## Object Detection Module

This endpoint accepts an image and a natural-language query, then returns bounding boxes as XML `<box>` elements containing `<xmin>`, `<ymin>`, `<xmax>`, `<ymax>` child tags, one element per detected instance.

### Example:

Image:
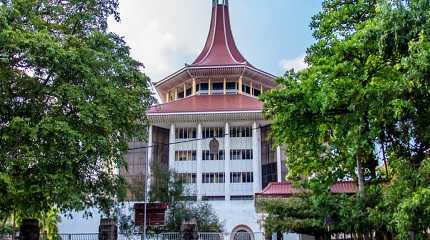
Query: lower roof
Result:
<box><xmin>148</xmin><ymin>94</ymin><xmax>264</xmax><ymax>114</ymax></box>
<box><xmin>256</xmin><ymin>181</ymin><xmax>358</xmax><ymax>198</ymax></box>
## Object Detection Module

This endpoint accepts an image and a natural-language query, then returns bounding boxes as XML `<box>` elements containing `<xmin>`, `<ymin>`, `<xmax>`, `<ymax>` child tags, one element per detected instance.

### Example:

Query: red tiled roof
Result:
<box><xmin>192</xmin><ymin>4</ymin><xmax>248</xmax><ymax>66</ymax></box>
<box><xmin>148</xmin><ymin>94</ymin><xmax>263</xmax><ymax>114</ymax></box>
<box><xmin>256</xmin><ymin>181</ymin><xmax>358</xmax><ymax>197</ymax></box>
<box><xmin>330</xmin><ymin>181</ymin><xmax>359</xmax><ymax>194</ymax></box>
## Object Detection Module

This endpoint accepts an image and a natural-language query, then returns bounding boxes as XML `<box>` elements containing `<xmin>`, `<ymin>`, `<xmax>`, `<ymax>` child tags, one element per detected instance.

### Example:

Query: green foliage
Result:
<box><xmin>165</xmin><ymin>202</ymin><xmax>223</xmax><ymax>233</ymax></box>
<box><xmin>39</xmin><ymin>208</ymin><xmax>61</xmax><ymax>240</ymax></box>
<box><xmin>0</xmin><ymin>0</ymin><xmax>151</xmax><ymax>222</ymax></box>
<box><xmin>149</xmin><ymin>162</ymin><xmax>223</xmax><ymax>233</ymax></box>
<box><xmin>262</xmin><ymin>0</ymin><xmax>430</xmax><ymax>238</ymax></box>
<box><xmin>149</xmin><ymin>161</ymin><xmax>183</xmax><ymax>206</ymax></box>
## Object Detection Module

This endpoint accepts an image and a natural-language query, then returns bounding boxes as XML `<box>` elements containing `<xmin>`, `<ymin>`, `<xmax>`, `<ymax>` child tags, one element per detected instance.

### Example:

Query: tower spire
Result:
<box><xmin>193</xmin><ymin>0</ymin><xmax>248</xmax><ymax>66</ymax></box>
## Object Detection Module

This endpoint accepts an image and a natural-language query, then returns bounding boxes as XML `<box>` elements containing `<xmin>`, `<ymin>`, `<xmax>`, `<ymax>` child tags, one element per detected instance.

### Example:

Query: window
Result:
<box><xmin>230</xmin><ymin>172</ymin><xmax>253</xmax><ymax>183</ymax></box>
<box><xmin>200</xmin><ymin>83</ymin><xmax>209</xmax><ymax>90</ymax></box>
<box><xmin>198</xmin><ymin>82</ymin><xmax>209</xmax><ymax>95</ymax></box>
<box><xmin>176</xmin><ymin>173</ymin><xmax>196</xmax><ymax>184</ymax></box>
<box><xmin>176</xmin><ymin>128</ymin><xmax>197</xmax><ymax>139</ymax></box>
<box><xmin>169</xmin><ymin>91</ymin><xmax>175</xmax><ymax>101</ymax></box>
<box><xmin>230</xmin><ymin>149</ymin><xmax>253</xmax><ymax>160</ymax></box>
<box><xmin>202</xmin><ymin>172</ymin><xmax>225</xmax><ymax>183</ymax></box>
<box><xmin>202</xmin><ymin>127</ymin><xmax>224</xmax><ymax>138</ymax></box>
<box><xmin>175</xmin><ymin>151</ymin><xmax>197</xmax><ymax>161</ymax></box>
<box><xmin>202</xmin><ymin>196</ymin><xmax>225</xmax><ymax>201</ymax></box>
<box><xmin>212</xmin><ymin>82</ymin><xmax>224</xmax><ymax>93</ymax></box>
<box><xmin>230</xmin><ymin>126</ymin><xmax>252</xmax><ymax>138</ymax></box>
<box><xmin>177</xmin><ymin>87</ymin><xmax>185</xmax><ymax>99</ymax></box>
<box><xmin>181</xmin><ymin>196</ymin><xmax>198</xmax><ymax>201</ymax></box>
<box><xmin>202</xmin><ymin>150</ymin><xmax>225</xmax><ymax>161</ymax></box>
<box><xmin>226</xmin><ymin>82</ymin><xmax>237</xmax><ymax>90</ymax></box>
<box><xmin>242</xmin><ymin>84</ymin><xmax>251</xmax><ymax>94</ymax></box>
<box><xmin>186</xmin><ymin>86</ymin><xmax>192</xmax><ymax>97</ymax></box>
<box><xmin>230</xmin><ymin>195</ymin><xmax>254</xmax><ymax>200</ymax></box>
<box><xmin>253</xmin><ymin>88</ymin><xmax>261</xmax><ymax>97</ymax></box>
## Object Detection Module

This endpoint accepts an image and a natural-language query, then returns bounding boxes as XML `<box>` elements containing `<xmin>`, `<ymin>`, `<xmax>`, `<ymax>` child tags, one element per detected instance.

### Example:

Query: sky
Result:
<box><xmin>108</xmin><ymin>0</ymin><xmax>323</xmax><ymax>83</ymax></box>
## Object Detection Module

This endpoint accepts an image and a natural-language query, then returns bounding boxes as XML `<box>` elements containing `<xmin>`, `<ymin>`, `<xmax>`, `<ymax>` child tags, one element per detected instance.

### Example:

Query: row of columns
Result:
<box><xmin>164</xmin><ymin>76</ymin><xmax>266</xmax><ymax>103</ymax></box>
<box><xmin>148</xmin><ymin>122</ymin><xmax>284</xmax><ymax>201</ymax></box>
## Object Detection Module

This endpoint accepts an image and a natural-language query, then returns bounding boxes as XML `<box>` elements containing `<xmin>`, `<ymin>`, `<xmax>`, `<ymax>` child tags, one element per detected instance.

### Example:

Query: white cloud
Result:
<box><xmin>280</xmin><ymin>54</ymin><xmax>307</xmax><ymax>71</ymax></box>
<box><xmin>108</xmin><ymin>0</ymin><xmax>211</xmax><ymax>82</ymax></box>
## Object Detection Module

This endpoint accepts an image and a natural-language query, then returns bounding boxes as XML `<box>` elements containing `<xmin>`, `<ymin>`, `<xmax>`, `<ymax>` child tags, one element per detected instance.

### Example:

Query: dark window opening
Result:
<box><xmin>181</xmin><ymin>196</ymin><xmax>197</xmax><ymax>201</ymax></box>
<box><xmin>202</xmin><ymin>150</ymin><xmax>225</xmax><ymax>161</ymax></box>
<box><xmin>242</xmin><ymin>84</ymin><xmax>251</xmax><ymax>94</ymax></box>
<box><xmin>226</xmin><ymin>82</ymin><xmax>237</xmax><ymax>90</ymax></box>
<box><xmin>177</xmin><ymin>91</ymin><xmax>184</xmax><ymax>99</ymax></box>
<box><xmin>200</xmin><ymin>83</ymin><xmax>209</xmax><ymax>90</ymax></box>
<box><xmin>186</xmin><ymin>87</ymin><xmax>192</xmax><ymax>96</ymax></box>
<box><xmin>202</xmin><ymin>196</ymin><xmax>225</xmax><ymax>201</ymax></box>
<box><xmin>212</xmin><ymin>82</ymin><xmax>224</xmax><ymax>91</ymax></box>
<box><xmin>230</xmin><ymin>195</ymin><xmax>254</xmax><ymax>200</ymax></box>
<box><xmin>202</xmin><ymin>172</ymin><xmax>225</xmax><ymax>183</ymax></box>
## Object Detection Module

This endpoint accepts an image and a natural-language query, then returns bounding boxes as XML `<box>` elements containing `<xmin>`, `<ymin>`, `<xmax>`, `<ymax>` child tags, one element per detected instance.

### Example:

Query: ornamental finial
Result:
<box><xmin>213</xmin><ymin>0</ymin><xmax>228</xmax><ymax>7</ymax></box>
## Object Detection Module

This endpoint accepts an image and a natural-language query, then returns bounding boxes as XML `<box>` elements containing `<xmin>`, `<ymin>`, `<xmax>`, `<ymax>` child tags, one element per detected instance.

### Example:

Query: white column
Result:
<box><xmin>252</xmin><ymin>122</ymin><xmax>262</xmax><ymax>193</ymax></box>
<box><xmin>169</xmin><ymin>124</ymin><xmax>175</xmax><ymax>171</ymax></box>
<box><xmin>276</xmin><ymin>146</ymin><xmax>282</xmax><ymax>183</ymax></box>
<box><xmin>224</xmin><ymin>122</ymin><xmax>231</xmax><ymax>201</ymax></box>
<box><xmin>196</xmin><ymin>123</ymin><xmax>203</xmax><ymax>201</ymax></box>
<box><xmin>146</xmin><ymin>125</ymin><xmax>153</xmax><ymax>191</ymax></box>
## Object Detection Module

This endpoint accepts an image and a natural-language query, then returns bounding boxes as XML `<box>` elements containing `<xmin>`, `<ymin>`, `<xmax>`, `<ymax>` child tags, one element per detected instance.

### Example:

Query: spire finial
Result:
<box><xmin>212</xmin><ymin>0</ymin><xmax>228</xmax><ymax>7</ymax></box>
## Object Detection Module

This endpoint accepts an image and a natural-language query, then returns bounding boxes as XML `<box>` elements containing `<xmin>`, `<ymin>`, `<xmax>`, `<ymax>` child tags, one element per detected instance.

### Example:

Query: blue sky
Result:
<box><xmin>108</xmin><ymin>0</ymin><xmax>323</xmax><ymax>82</ymax></box>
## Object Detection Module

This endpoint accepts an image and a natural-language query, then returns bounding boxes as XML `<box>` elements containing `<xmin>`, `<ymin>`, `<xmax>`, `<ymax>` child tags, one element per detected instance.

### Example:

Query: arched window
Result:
<box><xmin>231</xmin><ymin>225</ymin><xmax>254</xmax><ymax>240</ymax></box>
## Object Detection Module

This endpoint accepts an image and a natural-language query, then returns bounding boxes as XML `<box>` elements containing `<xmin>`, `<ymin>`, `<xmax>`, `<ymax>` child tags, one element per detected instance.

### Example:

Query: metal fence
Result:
<box><xmin>58</xmin><ymin>234</ymin><xmax>99</xmax><ymax>240</ymax></box>
<box><xmin>0</xmin><ymin>232</ymin><xmax>264</xmax><ymax>240</ymax></box>
<box><xmin>118</xmin><ymin>233</ymin><xmax>224</xmax><ymax>240</ymax></box>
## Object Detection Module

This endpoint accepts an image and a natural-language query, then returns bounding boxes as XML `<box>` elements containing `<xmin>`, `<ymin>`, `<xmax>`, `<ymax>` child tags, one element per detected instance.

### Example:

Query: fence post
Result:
<box><xmin>19</xmin><ymin>219</ymin><xmax>40</xmax><ymax>240</ymax></box>
<box><xmin>98</xmin><ymin>219</ymin><xmax>118</xmax><ymax>240</ymax></box>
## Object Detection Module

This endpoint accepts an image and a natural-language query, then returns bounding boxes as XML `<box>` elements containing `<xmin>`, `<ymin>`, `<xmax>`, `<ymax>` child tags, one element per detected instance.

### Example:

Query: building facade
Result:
<box><xmin>147</xmin><ymin>0</ymin><xmax>289</xmax><ymax>238</ymax></box>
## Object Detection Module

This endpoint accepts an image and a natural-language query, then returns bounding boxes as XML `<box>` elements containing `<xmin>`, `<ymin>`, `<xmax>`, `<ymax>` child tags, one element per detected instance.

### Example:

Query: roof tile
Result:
<box><xmin>148</xmin><ymin>94</ymin><xmax>263</xmax><ymax>114</ymax></box>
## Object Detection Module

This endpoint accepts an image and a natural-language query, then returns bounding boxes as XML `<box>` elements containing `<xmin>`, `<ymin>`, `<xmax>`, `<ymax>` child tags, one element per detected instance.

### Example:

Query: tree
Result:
<box><xmin>149</xmin><ymin>162</ymin><xmax>223</xmax><ymax>232</ymax></box>
<box><xmin>262</xmin><ymin>0</ymin><xmax>429</xmax><ymax>238</ymax></box>
<box><xmin>0</xmin><ymin>0</ymin><xmax>151</xmax><ymax>225</ymax></box>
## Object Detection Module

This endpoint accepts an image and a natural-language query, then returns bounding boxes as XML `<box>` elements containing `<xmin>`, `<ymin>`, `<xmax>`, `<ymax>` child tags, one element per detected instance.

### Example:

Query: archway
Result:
<box><xmin>231</xmin><ymin>225</ymin><xmax>254</xmax><ymax>240</ymax></box>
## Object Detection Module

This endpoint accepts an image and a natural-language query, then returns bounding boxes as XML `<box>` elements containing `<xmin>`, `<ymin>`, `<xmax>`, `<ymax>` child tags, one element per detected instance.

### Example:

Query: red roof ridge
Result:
<box><xmin>260</xmin><ymin>182</ymin><xmax>276</xmax><ymax>192</ymax></box>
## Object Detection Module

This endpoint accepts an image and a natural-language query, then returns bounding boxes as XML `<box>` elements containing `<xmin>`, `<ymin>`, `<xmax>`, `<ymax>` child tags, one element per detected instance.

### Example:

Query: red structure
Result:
<box><xmin>152</xmin><ymin>0</ymin><xmax>277</xmax><ymax>105</ymax></box>
<box><xmin>134</xmin><ymin>203</ymin><xmax>168</xmax><ymax>227</ymax></box>
<box><xmin>192</xmin><ymin>2</ymin><xmax>247</xmax><ymax>66</ymax></box>
<box><xmin>255</xmin><ymin>181</ymin><xmax>358</xmax><ymax>199</ymax></box>
<box><xmin>148</xmin><ymin>94</ymin><xmax>263</xmax><ymax>114</ymax></box>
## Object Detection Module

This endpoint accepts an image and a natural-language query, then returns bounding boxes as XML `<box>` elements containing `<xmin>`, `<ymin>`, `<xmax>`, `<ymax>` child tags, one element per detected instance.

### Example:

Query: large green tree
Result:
<box><xmin>0</xmin><ymin>0</ymin><xmax>151</xmax><ymax>222</ymax></box>
<box><xmin>262</xmin><ymin>0</ymin><xmax>429</xmax><ymax>238</ymax></box>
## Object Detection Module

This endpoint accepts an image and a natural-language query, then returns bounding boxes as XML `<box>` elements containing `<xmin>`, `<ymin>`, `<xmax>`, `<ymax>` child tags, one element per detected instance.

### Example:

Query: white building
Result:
<box><xmin>59</xmin><ymin>1</ymin><xmax>294</xmax><ymax>238</ymax></box>
<box><xmin>147</xmin><ymin>1</ymin><xmax>290</xmax><ymax>238</ymax></box>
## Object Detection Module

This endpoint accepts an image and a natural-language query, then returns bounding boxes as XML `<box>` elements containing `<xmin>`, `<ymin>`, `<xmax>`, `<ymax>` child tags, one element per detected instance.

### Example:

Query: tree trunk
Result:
<box><xmin>356</xmin><ymin>156</ymin><xmax>365</xmax><ymax>196</ymax></box>
<box><xmin>19</xmin><ymin>219</ymin><xmax>40</xmax><ymax>240</ymax></box>
<box><xmin>276</xmin><ymin>232</ymin><xmax>283</xmax><ymax>240</ymax></box>
<box><xmin>12</xmin><ymin>211</ymin><xmax>16</xmax><ymax>240</ymax></box>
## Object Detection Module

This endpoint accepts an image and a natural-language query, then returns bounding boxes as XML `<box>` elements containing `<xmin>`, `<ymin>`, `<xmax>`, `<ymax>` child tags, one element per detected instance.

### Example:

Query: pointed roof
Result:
<box><xmin>192</xmin><ymin>1</ymin><xmax>248</xmax><ymax>66</ymax></box>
